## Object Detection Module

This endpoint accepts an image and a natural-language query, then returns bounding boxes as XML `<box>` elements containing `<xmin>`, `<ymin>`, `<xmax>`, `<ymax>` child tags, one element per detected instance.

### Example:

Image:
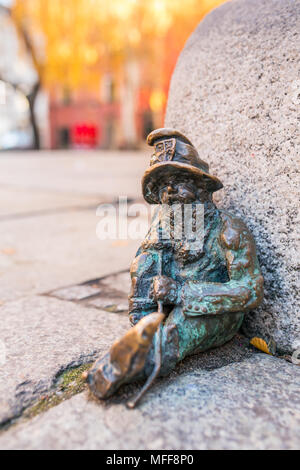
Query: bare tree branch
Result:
<box><xmin>0</xmin><ymin>3</ymin><xmax>42</xmax><ymax>79</ymax></box>
<box><xmin>16</xmin><ymin>19</ymin><xmax>42</xmax><ymax>75</ymax></box>
<box><xmin>0</xmin><ymin>4</ymin><xmax>11</xmax><ymax>16</ymax></box>
<box><xmin>0</xmin><ymin>73</ymin><xmax>25</xmax><ymax>95</ymax></box>
<box><xmin>0</xmin><ymin>3</ymin><xmax>42</xmax><ymax>149</ymax></box>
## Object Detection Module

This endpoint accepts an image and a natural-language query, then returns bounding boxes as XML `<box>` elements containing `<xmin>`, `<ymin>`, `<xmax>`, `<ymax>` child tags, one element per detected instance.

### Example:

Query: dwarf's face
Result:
<box><xmin>158</xmin><ymin>176</ymin><xmax>199</xmax><ymax>204</ymax></box>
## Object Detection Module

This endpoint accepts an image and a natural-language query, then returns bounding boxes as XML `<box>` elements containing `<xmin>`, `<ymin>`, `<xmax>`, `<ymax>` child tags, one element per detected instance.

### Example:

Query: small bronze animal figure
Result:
<box><xmin>87</xmin><ymin>312</ymin><xmax>164</xmax><ymax>399</ymax></box>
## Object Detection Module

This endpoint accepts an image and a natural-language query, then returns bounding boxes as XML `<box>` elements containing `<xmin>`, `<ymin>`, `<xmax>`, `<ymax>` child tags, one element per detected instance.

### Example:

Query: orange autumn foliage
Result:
<box><xmin>12</xmin><ymin>0</ymin><xmax>228</xmax><ymax>95</ymax></box>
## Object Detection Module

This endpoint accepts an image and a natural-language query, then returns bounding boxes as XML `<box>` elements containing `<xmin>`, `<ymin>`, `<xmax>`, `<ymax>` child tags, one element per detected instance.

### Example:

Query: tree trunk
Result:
<box><xmin>0</xmin><ymin>5</ymin><xmax>42</xmax><ymax>150</ymax></box>
<box><xmin>120</xmin><ymin>60</ymin><xmax>140</xmax><ymax>149</ymax></box>
<box><xmin>27</xmin><ymin>82</ymin><xmax>41</xmax><ymax>150</ymax></box>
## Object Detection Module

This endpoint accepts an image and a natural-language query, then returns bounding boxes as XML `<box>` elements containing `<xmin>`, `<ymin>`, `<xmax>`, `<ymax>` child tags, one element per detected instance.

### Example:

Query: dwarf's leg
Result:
<box><xmin>87</xmin><ymin>307</ymin><xmax>244</xmax><ymax>400</ymax></box>
<box><xmin>158</xmin><ymin>306</ymin><xmax>245</xmax><ymax>376</ymax></box>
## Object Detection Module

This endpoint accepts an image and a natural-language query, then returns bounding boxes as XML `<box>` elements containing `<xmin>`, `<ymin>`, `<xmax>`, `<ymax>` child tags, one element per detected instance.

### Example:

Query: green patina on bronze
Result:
<box><xmin>87</xmin><ymin>128</ymin><xmax>264</xmax><ymax>404</ymax></box>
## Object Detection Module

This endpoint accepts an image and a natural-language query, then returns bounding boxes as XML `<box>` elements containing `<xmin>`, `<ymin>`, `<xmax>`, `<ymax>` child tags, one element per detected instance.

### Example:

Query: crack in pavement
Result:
<box><xmin>0</xmin><ymin>204</ymin><xmax>99</xmax><ymax>221</ymax></box>
<box><xmin>0</xmin><ymin>294</ymin><xmax>130</xmax><ymax>431</ymax></box>
<box><xmin>0</xmin><ymin>356</ymin><xmax>96</xmax><ymax>434</ymax></box>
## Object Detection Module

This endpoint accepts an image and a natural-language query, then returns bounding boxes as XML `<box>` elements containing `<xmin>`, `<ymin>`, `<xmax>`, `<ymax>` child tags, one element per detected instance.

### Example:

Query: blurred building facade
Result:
<box><xmin>48</xmin><ymin>71</ymin><xmax>165</xmax><ymax>150</ymax></box>
<box><xmin>49</xmin><ymin>86</ymin><xmax>119</xmax><ymax>150</ymax></box>
<box><xmin>0</xmin><ymin>0</ymin><xmax>226</xmax><ymax>151</ymax></box>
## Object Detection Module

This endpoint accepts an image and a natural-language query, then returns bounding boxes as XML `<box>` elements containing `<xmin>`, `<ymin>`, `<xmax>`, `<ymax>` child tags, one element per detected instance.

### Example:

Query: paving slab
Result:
<box><xmin>49</xmin><ymin>272</ymin><xmax>130</xmax><ymax>314</ymax></box>
<box><xmin>49</xmin><ymin>284</ymin><xmax>102</xmax><ymax>301</ymax></box>
<box><xmin>0</xmin><ymin>354</ymin><xmax>299</xmax><ymax>450</ymax></box>
<box><xmin>0</xmin><ymin>210</ymin><xmax>140</xmax><ymax>303</ymax></box>
<box><xmin>0</xmin><ymin>187</ymin><xmax>100</xmax><ymax>219</ymax></box>
<box><xmin>86</xmin><ymin>297</ymin><xmax>128</xmax><ymax>313</ymax></box>
<box><xmin>0</xmin><ymin>152</ymin><xmax>148</xmax><ymax>202</ymax></box>
<box><xmin>99</xmin><ymin>271</ymin><xmax>131</xmax><ymax>294</ymax></box>
<box><xmin>0</xmin><ymin>295</ymin><xmax>129</xmax><ymax>425</ymax></box>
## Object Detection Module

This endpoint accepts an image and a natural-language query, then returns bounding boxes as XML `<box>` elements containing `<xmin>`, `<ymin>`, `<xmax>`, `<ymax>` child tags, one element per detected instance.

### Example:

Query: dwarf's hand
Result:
<box><xmin>153</xmin><ymin>276</ymin><xmax>178</xmax><ymax>304</ymax></box>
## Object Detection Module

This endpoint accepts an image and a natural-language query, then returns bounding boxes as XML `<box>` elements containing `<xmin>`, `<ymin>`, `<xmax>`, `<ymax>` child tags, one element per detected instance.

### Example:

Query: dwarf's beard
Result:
<box><xmin>159</xmin><ymin>204</ymin><xmax>205</xmax><ymax>260</ymax></box>
<box><xmin>142</xmin><ymin>201</ymin><xmax>217</xmax><ymax>263</ymax></box>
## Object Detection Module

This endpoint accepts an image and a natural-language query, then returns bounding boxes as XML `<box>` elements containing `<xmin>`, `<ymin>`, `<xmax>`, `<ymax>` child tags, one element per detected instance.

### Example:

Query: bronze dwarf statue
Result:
<box><xmin>86</xmin><ymin>128</ymin><xmax>264</xmax><ymax>407</ymax></box>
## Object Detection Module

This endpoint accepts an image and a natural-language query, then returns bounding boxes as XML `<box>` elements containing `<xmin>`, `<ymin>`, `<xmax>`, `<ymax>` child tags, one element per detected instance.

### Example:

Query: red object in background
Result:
<box><xmin>72</xmin><ymin>124</ymin><xmax>98</xmax><ymax>148</ymax></box>
<box><xmin>49</xmin><ymin>100</ymin><xmax>118</xmax><ymax>149</ymax></box>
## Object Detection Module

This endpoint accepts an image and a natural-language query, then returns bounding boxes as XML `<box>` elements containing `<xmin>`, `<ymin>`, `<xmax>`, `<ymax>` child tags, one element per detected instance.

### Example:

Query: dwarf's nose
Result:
<box><xmin>167</xmin><ymin>185</ymin><xmax>174</xmax><ymax>194</ymax></box>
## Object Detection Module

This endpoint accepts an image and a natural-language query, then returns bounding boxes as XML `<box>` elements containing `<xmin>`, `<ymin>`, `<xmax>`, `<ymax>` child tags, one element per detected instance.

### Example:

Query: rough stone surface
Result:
<box><xmin>87</xmin><ymin>297</ymin><xmax>128</xmax><ymax>313</ymax></box>
<box><xmin>0</xmin><ymin>151</ymin><xmax>148</xmax><ymax>431</ymax></box>
<box><xmin>0</xmin><ymin>187</ymin><xmax>100</xmax><ymax>219</ymax></box>
<box><xmin>166</xmin><ymin>0</ymin><xmax>300</xmax><ymax>354</ymax></box>
<box><xmin>0</xmin><ymin>210</ymin><xmax>139</xmax><ymax>303</ymax></box>
<box><xmin>99</xmin><ymin>271</ymin><xmax>131</xmax><ymax>294</ymax></box>
<box><xmin>0</xmin><ymin>355</ymin><xmax>299</xmax><ymax>450</ymax></box>
<box><xmin>0</xmin><ymin>151</ymin><xmax>148</xmax><ymax>203</ymax></box>
<box><xmin>49</xmin><ymin>271</ymin><xmax>131</xmax><ymax>313</ymax></box>
<box><xmin>0</xmin><ymin>152</ymin><xmax>148</xmax><ymax>303</ymax></box>
<box><xmin>0</xmin><ymin>296</ymin><xmax>129</xmax><ymax>425</ymax></box>
<box><xmin>50</xmin><ymin>284</ymin><xmax>102</xmax><ymax>301</ymax></box>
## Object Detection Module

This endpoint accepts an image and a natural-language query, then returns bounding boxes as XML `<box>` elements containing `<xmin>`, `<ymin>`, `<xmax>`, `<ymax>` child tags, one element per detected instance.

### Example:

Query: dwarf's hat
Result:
<box><xmin>142</xmin><ymin>128</ymin><xmax>223</xmax><ymax>204</ymax></box>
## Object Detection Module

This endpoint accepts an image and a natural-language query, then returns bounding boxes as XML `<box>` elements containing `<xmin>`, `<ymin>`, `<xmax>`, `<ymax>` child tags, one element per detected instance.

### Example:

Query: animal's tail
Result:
<box><xmin>127</xmin><ymin>301</ymin><xmax>165</xmax><ymax>409</ymax></box>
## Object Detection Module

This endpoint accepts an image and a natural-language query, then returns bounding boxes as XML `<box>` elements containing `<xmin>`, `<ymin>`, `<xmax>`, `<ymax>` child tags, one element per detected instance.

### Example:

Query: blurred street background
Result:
<box><xmin>0</xmin><ymin>0</ymin><xmax>225</xmax><ymax>151</ymax></box>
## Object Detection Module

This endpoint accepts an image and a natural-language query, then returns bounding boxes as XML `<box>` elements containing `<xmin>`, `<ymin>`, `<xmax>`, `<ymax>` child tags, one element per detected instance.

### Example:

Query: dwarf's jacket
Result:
<box><xmin>128</xmin><ymin>203</ymin><xmax>263</xmax><ymax>325</ymax></box>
